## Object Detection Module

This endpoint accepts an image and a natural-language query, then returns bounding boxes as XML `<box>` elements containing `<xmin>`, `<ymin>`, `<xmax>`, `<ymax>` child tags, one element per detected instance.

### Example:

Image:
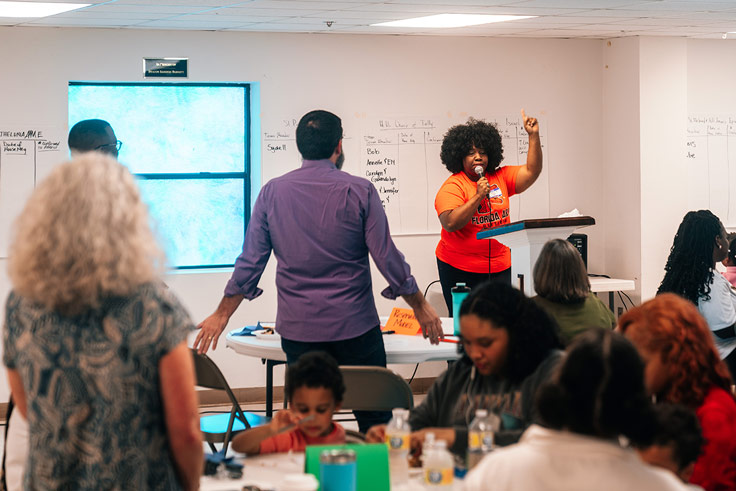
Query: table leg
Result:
<box><xmin>264</xmin><ymin>359</ymin><xmax>286</xmax><ymax>418</ymax></box>
<box><xmin>265</xmin><ymin>359</ymin><xmax>275</xmax><ymax>418</ymax></box>
<box><xmin>609</xmin><ymin>291</ymin><xmax>614</xmax><ymax>312</ymax></box>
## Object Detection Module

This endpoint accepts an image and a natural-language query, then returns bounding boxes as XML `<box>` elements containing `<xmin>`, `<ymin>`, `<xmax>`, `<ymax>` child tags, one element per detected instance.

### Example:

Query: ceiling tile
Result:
<box><xmin>513</xmin><ymin>0</ymin><xmax>648</xmax><ymax>7</ymax></box>
<box><xmin>0</xmin><ymin>0</ymin><xmax>731</xmax><ymax>38</ymax></box>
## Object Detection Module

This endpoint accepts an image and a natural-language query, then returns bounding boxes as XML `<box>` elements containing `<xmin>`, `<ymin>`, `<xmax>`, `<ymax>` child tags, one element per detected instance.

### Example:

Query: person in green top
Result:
<box><xmin>532</xmin><ymin>239</ymin><xmax>615</xmax><ymax>345</ymax></box>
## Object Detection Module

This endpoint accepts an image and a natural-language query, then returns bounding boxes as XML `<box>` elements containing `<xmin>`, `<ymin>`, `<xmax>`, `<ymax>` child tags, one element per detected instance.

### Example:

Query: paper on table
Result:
<box><xmin>382</xmin><ymin>307</ymin><xmax>421</xmax><ymax>335</ymax></box>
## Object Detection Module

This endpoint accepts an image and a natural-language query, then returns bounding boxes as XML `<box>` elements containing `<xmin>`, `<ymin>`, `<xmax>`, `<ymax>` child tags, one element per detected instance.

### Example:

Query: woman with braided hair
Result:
<box><xmin>657</xmin><ymin>210</ymin><xmax>736</xmax><ymax>376</ymax></box>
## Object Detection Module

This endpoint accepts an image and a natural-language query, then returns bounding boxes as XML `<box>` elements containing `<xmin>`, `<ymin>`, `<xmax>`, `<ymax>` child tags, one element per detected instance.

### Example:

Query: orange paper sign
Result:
<box><xmin>383</xmin><ymin>307</ymin><xmax>421</xmax><ymax>335</ymax></box>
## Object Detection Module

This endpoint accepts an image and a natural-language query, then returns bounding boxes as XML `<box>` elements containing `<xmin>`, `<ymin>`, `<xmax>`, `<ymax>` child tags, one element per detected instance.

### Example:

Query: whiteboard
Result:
<box><xmin>261</xmin><ymin>113</ymin><xmax>549</xmax><ymax>235</ymax></box>
<box><xmin>0</xmin><ymin>126</ymin><xmax>65</xmax><ymax>257</ymax></box>
<box><xmin>685</xmin><ymin>114</ymin><xmax>736</xmax><ymax>226</ymax></box>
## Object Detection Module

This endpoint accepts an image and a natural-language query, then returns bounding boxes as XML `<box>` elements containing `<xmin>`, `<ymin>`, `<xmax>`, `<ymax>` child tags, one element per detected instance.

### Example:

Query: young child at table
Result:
<box><xmin>722</xmin><ymin>233</ymin><xmax>736</xmax><ymax>288</ymax></box>
<box><xmin>637</xmin><ymin>403</ymin><xmax>704</xmax><ymax>487</ymax></box>
<box><xmin>232</xmin><ymin>351</ymin><xmax>346</xmax><ymax>455</ymax></box>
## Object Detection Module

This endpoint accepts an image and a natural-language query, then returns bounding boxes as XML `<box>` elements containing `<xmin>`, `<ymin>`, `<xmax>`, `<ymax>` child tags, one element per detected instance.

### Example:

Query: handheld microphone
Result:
<box><xmin>474</xmin><ymin>165</ymin><xmax>487</xmax><ymax>200</ymax></box>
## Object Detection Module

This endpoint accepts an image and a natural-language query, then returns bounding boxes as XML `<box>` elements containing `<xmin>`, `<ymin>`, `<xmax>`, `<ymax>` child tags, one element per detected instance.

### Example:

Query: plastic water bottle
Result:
<box><xmin>466</xmin><ymin>409</ymin><xmax>499</xmax><ymax>471</ymax></box>
<box><xmin>385</xmin><ymin>408</ymin><xmax>410</xmax><ymax>487</ymax></box>
<box><xmin>424</xmin><ymin>431</ymin><xmax>436</xmax><ymax>453</ymax></box>
<box><xmin>423</xmin><ymin>439</ymin><xmax>453</xmax><ymax>489</ymax></box>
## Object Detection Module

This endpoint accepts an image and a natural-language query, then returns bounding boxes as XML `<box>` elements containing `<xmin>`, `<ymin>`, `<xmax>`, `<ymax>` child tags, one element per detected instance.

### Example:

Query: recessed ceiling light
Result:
<box><xmin>0</xmin><ymin>1</ymin><xmax>89</xmax><ymax>18</ymax></box>
<box><xmin>372</xmin><ymin>14</ymin><xmax>536</xmax><ymax>29</ymax></box>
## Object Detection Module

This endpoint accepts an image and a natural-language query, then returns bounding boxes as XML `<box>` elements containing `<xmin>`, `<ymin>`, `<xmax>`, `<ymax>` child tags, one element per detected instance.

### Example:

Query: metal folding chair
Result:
<box><xmin>190</xmin><ymin>349</ymin><xmax>268</xmax><ymax>454</ymax></box>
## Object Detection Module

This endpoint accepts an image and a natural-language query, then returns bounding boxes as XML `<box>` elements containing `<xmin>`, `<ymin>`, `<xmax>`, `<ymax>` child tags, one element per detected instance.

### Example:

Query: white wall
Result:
<box><xmin>0</xmin><ymin>26</ymin><xmax>608</xmax><ymax>401</ymax></box>
<box><xmin>601</xmin><ymin>37</ymin><xmax>729</xmax><ymax>305</ymax></box>
<box><xmin>639</xmin><ymin>38</ymin><xmax>688</xmax><ymax>301</ymax></box>
<box><xmin>602</xmin><ymin>37</ymin><xmax>642</xmax><ymax>307</ymax></box>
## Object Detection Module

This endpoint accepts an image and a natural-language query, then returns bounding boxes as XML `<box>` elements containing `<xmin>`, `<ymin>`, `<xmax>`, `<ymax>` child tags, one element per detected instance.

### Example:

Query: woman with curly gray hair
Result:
<box><xmin>434</xmin><ymin>110</ymin><xmax>542</xmax><ymax>314</ymax></box>
<box><xmin>3</xmin><ymin>154</ymin><xmax>202</xmax><ymax>490</ymax></box>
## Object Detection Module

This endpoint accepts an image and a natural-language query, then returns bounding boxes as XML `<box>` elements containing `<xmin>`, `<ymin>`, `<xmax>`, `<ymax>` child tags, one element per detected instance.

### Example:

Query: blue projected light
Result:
<box><xmin>68</xmin><ymin>83</ymin><xmax>249</xmax><ymax>268</ymax></box>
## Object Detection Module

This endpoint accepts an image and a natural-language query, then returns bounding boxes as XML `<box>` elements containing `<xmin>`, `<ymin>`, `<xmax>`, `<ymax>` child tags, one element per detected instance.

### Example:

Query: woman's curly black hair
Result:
<box><xmin>459</xmin><ymin>281</ymin><xmax>563</xmax><ymax>384</ymax></box>
<box><xmin>657</xmin><ymin>210</ymin><xmax>724</xmax><ymax>303</ymax></box>
<box><xmin>440</xmin><ymin>118</ymin><xmax>504</xmax><ymax>174</ymax></box>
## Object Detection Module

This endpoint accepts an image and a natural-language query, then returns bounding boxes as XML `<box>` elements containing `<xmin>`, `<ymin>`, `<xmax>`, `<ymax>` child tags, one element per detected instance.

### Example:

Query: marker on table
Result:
<box><xmin>382</xmin><ymin>330</ymin><xmax>395</xmax><ymax>335</ymax></box>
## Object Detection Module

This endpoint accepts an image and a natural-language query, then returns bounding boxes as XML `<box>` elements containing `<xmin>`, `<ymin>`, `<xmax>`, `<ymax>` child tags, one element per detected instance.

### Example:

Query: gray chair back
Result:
<box><xmin>339</xmin><ymin>366</ymin><xmax>414</xmax><ymax>411</ymax></box>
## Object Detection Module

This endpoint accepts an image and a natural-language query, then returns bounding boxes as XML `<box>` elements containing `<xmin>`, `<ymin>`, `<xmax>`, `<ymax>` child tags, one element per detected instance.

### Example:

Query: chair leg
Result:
<box><xmin>208</xmin><ymin>442</ymin><xmax>218</xmax><ymax>453</ymax></box>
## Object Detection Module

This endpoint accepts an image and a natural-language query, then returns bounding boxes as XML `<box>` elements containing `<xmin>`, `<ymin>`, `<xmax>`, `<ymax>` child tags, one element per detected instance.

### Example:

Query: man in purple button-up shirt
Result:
<box><xmin>195</xmin><ymin>110</ymin><xmax>442</xmax><ymax>395</ymax></box>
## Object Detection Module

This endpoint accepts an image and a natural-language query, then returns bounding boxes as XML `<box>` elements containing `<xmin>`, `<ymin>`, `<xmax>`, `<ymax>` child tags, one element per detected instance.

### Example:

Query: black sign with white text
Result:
<box><xmin>144</xmin><ymin>58</ymin><xmax>188</xmax><ymax>78</ymax></box>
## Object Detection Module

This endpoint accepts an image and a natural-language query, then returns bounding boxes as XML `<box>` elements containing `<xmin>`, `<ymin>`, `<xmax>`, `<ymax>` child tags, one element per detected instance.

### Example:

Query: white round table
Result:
<box><xmin>225</xmin><ymin>317</ymin><xmax>459</xmax><ymax>416</ymax></box>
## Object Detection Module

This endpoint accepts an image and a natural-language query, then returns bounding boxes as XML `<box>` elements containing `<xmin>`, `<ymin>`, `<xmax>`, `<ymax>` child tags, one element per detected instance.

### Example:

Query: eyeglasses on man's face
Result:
<box><xmin>95</xmin><ymin>140</ymin><xmax>123</xmax><ymax>153</ymax></box>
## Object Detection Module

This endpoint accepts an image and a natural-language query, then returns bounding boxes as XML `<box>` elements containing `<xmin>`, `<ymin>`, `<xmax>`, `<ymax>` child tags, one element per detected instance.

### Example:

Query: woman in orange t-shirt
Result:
<box><xmin>435</xmin><ymin>110</ymin><xmax>542</xmax><ymax>313</ymax></box>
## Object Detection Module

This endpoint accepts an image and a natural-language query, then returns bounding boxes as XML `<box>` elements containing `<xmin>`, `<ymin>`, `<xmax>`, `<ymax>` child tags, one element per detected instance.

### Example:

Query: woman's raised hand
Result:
<box><xmin>521</xmin><ymin>109</ymin><xmax>539</xmax><ymax>136</ymax></box>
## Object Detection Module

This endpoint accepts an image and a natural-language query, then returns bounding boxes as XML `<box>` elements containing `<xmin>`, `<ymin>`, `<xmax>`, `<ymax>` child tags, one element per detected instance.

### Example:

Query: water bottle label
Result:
<box><xmin>482</xmin><ymin>432</ymin><xmax>494</xmax><ymax>448</ymax></box>
<box><xmin>469</xmin><ymin>432</ymin><xmax>481</xmax><ymax>449</ymax></box>
<box><xmin>387</xmin><ymin>434</ymin><xmax>408</xmax><ymax>450</ymax></box>
<box><xmin>424</xmin><ymin>468</ymin><xmax>453</xmax><ymax>485</ymax></box>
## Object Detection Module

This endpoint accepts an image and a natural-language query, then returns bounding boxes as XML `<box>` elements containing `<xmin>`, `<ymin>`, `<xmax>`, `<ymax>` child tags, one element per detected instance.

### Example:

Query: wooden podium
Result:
<box><xmin>476</xmin><ymin>216</ymin><xmax>595</xmax><ymax>297</ymax></box>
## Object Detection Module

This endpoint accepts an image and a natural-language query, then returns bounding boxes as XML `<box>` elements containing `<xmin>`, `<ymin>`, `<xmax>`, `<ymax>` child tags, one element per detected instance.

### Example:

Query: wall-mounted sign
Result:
<box><xmin>143</xmin><ymin>58</ymin><xmax>188</xmax><ymax>78</ymax></box>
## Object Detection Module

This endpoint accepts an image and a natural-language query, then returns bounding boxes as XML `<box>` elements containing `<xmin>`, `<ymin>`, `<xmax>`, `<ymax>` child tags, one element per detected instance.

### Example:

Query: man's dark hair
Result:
<box><xmin>645</xmin><ymin>403</ymin><xmax>704</xmax><ymax>471</ymax></box>
<box><xmin>68</xmin><ymin>119</ymin><xmax>115</xmax><ymax>153</ymax></box>
<box><xmin>440</xmin><ymin>118</ymin><xmax>504</xmax><ymax>174</ymax></box>
<box><xmin>296</xmin><ymin>110</ymin><xmax>342</xmax><ymax>160</ymax></box>
<box><xmin>459</xmin><ymin>281</ymin><xmax>562</xmax><ymax>383</ymax></box>
<box><xmin>285</xmin><ymin>351</ymin><xmax>345</xmax><ymax>403</ymax></box>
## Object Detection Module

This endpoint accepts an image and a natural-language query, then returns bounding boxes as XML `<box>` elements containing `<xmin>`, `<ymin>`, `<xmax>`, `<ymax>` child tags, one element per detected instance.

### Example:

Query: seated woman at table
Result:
<box><xmin>532</xmin><ymin>239</ymin><xmax>615</xmax><ymax>345</ymax></box>
<box><xmin>3</xmin><ymin>155</ymin><xmax>202</xmax><ymax>490</ymax></box>
<box><xmin>366</xmin><ymin>282</ymin><xmax>563</xmax><ymax>456</ymax></box>
<box><xmin>233</xmin><ymin>351</ymin><xmax>346</xmax><ymax>455</ymax></box>
<box><xmin>619</xmin><ymin>294</ymin><xmax>736</xmax><ymax>491</ymax></box>
<box><xmin>463</xmin><ymin>329</ymin><xmax>689</xmax><ymax>491</ymax></box>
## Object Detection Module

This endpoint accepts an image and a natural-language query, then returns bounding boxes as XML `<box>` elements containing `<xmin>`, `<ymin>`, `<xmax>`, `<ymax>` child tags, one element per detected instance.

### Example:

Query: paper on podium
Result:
<box><xmin>557</xmin><ymin>208</ymin><xmax>583</xmax><ymax>218</ymax></box>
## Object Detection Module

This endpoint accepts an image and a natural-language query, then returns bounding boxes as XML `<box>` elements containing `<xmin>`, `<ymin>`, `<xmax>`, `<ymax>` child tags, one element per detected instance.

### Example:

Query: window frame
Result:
<box><xmin>68</xmin><ymin>81</ymin><xmax>251</xmax><ymax>269</ymax></box>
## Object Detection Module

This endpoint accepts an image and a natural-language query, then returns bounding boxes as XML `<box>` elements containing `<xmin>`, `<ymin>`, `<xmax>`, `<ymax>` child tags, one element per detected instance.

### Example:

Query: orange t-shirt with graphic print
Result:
<box><xmin>435</xmin><ymin>165</ymin><xmax>521</xmax><ymax>274</ymax></box>
<box><xmin>258</xmin><ymin>422</ymin><xmax>346</xmax><ymax>454</ymax></box>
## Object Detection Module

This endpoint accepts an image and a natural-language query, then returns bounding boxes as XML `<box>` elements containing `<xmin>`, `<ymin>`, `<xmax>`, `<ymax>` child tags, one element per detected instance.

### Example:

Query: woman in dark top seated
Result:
<box><xmin>366</xmin><ymin>282</ymin><xmax>563</xmax><ymax>456</ymax></box>
<box><xmin>532</xmin><ymin>239</ymin><xmax>615</xmax><ymax>345</ymax></box>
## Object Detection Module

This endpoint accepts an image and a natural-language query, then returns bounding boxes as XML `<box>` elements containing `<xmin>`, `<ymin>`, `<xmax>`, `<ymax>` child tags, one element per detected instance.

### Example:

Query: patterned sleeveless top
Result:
<box><xmin>3</xmin><ymin>282</ymin><xmax>193</xmax><ymax>490</ymax></box>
